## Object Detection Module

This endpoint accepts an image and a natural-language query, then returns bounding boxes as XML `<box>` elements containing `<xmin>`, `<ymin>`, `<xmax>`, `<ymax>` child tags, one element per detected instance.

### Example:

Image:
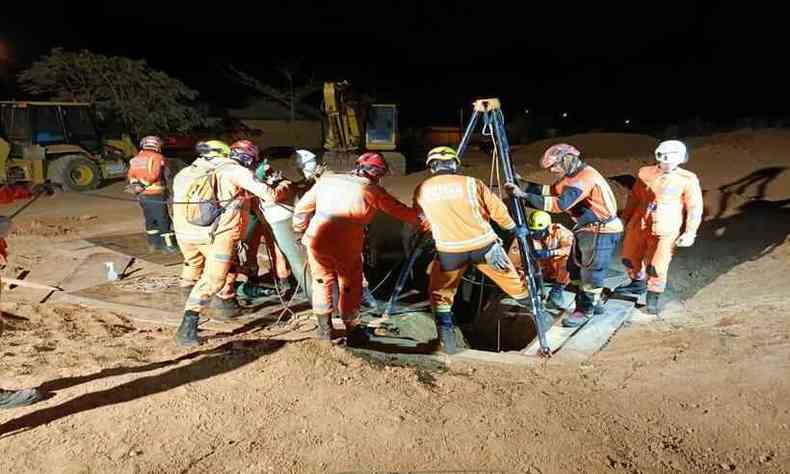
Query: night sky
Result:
<box><xmin>1</xmin><ymin>2</ymin><xmax>785</xmax><ymax>130</ymax></box>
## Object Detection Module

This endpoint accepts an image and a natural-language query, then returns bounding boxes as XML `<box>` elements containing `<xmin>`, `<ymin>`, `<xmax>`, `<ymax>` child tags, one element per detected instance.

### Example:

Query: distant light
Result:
<box><xmin>524</xmin><ymin>108</ymin><xmax>530</xmax><ymax>115</ymax></box>
<box><xmin>561</xmin><ymin>112</ymin><xmax>568</xmax><ymax>118</ymax></box>
<box><xmin>625</xmin><ymin>119</ymin><xmax>631</xmax><ymax>125</ymax></box>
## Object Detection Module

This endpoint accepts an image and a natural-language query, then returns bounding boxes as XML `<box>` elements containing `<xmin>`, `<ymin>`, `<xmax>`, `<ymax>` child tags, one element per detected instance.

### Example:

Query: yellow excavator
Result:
<box><xmin>322</xmin><ymin>81</ymin><xmax>406</xmax><ymax>175</ymax></box>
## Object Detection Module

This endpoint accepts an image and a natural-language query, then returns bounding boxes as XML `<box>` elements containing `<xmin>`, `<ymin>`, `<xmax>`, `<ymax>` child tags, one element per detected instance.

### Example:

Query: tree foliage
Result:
<box><xmin>18</xmin><ymin>48</ymin><xmax>207</xmax><ymax>136</ymax></box>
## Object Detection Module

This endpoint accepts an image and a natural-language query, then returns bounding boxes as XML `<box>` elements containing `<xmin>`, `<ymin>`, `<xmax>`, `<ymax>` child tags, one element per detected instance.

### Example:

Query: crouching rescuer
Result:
<box><xmin>615</xmin><ymin>140</ymin><xmax>703</xmax><ymax>315</ymax></box>
<box><xmin>509</xmin><ymin>210</ymin><xmax>574</xmax><ymax>310</ymax></box>
<box><xmin>127</xmin><ymin>135</ymin><xmax>178</xmax><ymax>253</ymax></box>
<box><xmin>414</xmin><ymin>147</ymin><xmax>550</xmax><ymax>354</ymax></box>
<box><xmin>172</xmin><ymin>140</ymin><xmax>289</xmax><ymax>346</ymax></box>
<box><xmin>293</xmin><ymin>152</ymin><xmax>422</xmax><ymax>346</ymax></box>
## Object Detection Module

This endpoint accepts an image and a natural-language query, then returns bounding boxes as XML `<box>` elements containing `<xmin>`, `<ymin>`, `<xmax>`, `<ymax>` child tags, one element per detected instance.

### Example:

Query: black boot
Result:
<box><xmin>210</xmin><ymin>297</ymin><xmax>242</xmax><ymax>320</ymax></box>
<box><xmin>0</xmin><ymin>388</ymin><xmax>44</xmax><ymax>409</ymax></box>
<box><xmin>175</xmin><ymin>310</ymin><xmax>200</xmax><ymax>346</ymax></box>
<box><xmin>160</xmin><ymin>232</ymin><xmax>179</xmax><ymax>254</ymax></box>
<box><xmin>562</xmin><ymin>291</ymin><xmax>594</xmax><ymax>328</ymax></box>
<box><xmin>614</xmin><ymin>278</ymin><xmax>647</xmax><ymax>296</ymax></box>
<box><xmin>315</xmin><ymin>314</ymin><xmax>333</xmax><ymax>342</ymax></box>
<box><xmin>345</xmin><ymin>324</ymin><xmax>370</xmax><ymax>347</ymax></box>
<box><xmin>545</xmin><ymin>285</ymin><xmax>567</xmax><ymax>310</ymax></box>
<box><xmin>646</xmin><ymin>291</ymin><xmax>662</xmax><ymax>315</ymax></box>
<box><xmin>435</xmin><ymin>311</ymin><xmax>458</xmax><ymax>354</ymax></box>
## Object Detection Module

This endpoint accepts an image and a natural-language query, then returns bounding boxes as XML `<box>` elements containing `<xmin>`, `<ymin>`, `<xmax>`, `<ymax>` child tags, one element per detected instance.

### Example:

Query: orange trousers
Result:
<box><xmin>180</xmin><ymin>237</ymin><xmax>238</xmax><ymax>313</ymax></box>
<box><xmin>621</xmin><ymin>229</ymin><xmax>678</xmax><ymax>293</ymax></box>
<box><xmin>430</xmin><ymin>246</ymin><xmax>530</xmax><ymax>313</ymax></box>
<box><xmin>306</xmin><ymin>245</ymin><xmax>363</xmax><ymax>327</ymax></box>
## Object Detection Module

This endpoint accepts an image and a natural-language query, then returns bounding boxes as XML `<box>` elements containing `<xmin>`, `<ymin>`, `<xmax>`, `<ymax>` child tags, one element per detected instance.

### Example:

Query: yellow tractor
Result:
<box><xmin>0</xmin><ymin>101</ymin><xmax>135</xmax><ymax>191</ymax></box>
<box><xmin>322</xmin><ymin>81</ymin><xmax>406</xmax><ymax>175</ymax></box>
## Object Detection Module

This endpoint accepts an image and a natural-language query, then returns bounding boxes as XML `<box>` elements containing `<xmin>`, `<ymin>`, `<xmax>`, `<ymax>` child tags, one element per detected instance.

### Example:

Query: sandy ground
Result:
<box><xmin>0</xmin><ymin>129</ymin><xmax>789</xmax><ymax>473</ymax></box>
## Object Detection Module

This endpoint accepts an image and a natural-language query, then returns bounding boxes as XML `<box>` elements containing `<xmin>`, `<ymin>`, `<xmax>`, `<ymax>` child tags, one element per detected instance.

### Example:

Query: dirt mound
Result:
<box><xmin>514</xmin><ymin>132</ymin><xmax>659</xmax><ymax>164</ymax></box>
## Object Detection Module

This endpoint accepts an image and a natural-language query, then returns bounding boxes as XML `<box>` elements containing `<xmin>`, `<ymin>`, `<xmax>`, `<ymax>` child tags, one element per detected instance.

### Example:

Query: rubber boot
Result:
<box><xmin>614</xmin><ymin>278</ymin><xmax>647</xmax><ymax>296</ymax></box>
<box><xmin>545</xmin><ymin>285</ymin><xmax>567</xmax><ymax>310</ymax></box>
<box><xmin>562</xmin><ymin>292</ymin><xmax>594</xmax><ymax>328</ymax></box>
<box><xmin>435</xmin><ymin>311</ymin><xmax>458</xmax><ymax>354</ymax></box>
<box><xmin>315</xmin><ymin>314</ymin><xmax>333</xmax><ymax>342</ymax></box>
<box><xmin>210</xmin><ymin>296</ymin><xmax>242</xmax><ymax>320</ymax></box>
<box><xmin>345</xmin><ymin>324</ymin><xmax>370</xmax><ymax>347</ymax></box>
<box><xmin>594</xmin><ymin>302</ymin><xmax>606</xmax><ymax>315</ymax></box>
<box><xmin>160</xmin><ymin>232</ymin><xmax>179</xmax><ymax>254</ymax></box>
<box><xmin>646</xmin><ymin>291</ymin><xmax>662</xmax><ymax>316</ymax></box>
<box><xmin>175</xmin><ymin>310</ymin><xmax>200</xmax><ymax>346</ymax></box>
<box><xmin>361</xmin><ymin>286</ymin><xmax>379</xmax><ymax>311</ymax></box>
<box><xmin>0</xmin><ymin>388</ymin><xmax>44</xmax><ymax>409</ymax></box>
<box><xmin>179</xmin><ymin>285</ymin><xmax>194</xmax><ymax>302</ymax></box>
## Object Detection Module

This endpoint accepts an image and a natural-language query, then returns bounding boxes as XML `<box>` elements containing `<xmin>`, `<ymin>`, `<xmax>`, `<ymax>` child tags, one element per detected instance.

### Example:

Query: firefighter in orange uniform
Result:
<box><xmin>614</xmin><ymin>140</ymin><xmax>703</xmax><ymax>315</ymax></box>
<box><xmin>508</xmin><ymin>210</ymin><xmax>574</xmax><ymax>310</ymax></box>
<box><xmin>506</xmin><ymin>143</ymin><xmax>623</xmax><ymax>328</ymax></box>
<box><xmin>293</xmin><ymin>152</ymin><xmax>421</xmax><ymax>346</ymax></box>
<box><xmin>414</xmin><ymin>147</ymin><xmax>551</xmax><ymax>354</ymax></box>
<box><xmin>127</xmin><ymin>135</ymin><xmax>178</xmax><ymax>253</ymax></box>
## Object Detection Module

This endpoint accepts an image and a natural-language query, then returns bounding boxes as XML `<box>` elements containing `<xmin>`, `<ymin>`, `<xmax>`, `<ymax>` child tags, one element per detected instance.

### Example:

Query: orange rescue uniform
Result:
<box><xmin>621</xmin><ymin>165</ymin><xmax>703</xmax><ymax>293</ymax></box>
<box><xmin>509</xmin><ymin>222</ymin><xmax>574</xmax><ymax>285</ymax></box>
<box><xmin>293</xmin><ymin>173</ymin><xmax>419</xmax><ymax>326</ymax></box>
<box><xmin>173</xmin><ymin>158</ymin><xmax>288</xmax><ymax>313</ymax></box>
<box><xmin>413</xmin><ymin>174</ymin><xmax>529</xmax><ymax>313</ymax></box>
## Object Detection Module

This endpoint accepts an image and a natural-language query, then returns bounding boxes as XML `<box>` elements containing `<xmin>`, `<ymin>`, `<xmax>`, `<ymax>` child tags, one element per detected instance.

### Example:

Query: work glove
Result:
<box><xmin>675</xmin><ymin>233</ymin><xmax>696</xmax><ymax>248</ymax></box>
<box><xmin>125</xmin><ymin>182</ymin><xmax>145</xmax><ymax>195</ymax></box>
<box><xmin>483</xmin><ymin>241</ymin><xmax>512</xmax><ymax>273</ymax></box>
<box><xmin>504</xmin><ymin>182</ymin><xmax>528</xmax><ymax>199</ymax></box>
<box><xmin>532</xmin><ymin>248</ymin><xmax>552</xmax><ymax>259</ymax></box>
<box><xmin>0</xmin><ymin>216</ymin><xmax>12</xmax><ymax>239</ymax></box>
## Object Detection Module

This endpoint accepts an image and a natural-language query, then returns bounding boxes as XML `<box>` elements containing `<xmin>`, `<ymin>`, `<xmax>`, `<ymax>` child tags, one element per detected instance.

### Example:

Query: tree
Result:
<box><xmin>229</xmin><ymin>61</ymin><xmax>322</xmax><ymax>121</ymax></box>
<box><xmin>17</xmin><ymin>48</ymin><xmax>207</xmax><ymax>136</ymax></box>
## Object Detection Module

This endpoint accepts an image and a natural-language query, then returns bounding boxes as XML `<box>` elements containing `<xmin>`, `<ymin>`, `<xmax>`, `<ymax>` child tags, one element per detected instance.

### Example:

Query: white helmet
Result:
<box><xmin>655</xmin><ymin>140</ymin><xmax>688</xmax><ymax>172</ymax></box>
<box><xmin>294</xmin><ymin>149</ymin><xmax>321</xmax><ymax>179</ymax></box>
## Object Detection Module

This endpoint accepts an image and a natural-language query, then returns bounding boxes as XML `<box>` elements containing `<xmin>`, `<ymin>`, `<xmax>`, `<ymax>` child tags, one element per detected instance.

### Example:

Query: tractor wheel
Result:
<box><xmin>48</xmin><ymin>155</ymin><xmax>102</xmax><ymax>192</ymax></box>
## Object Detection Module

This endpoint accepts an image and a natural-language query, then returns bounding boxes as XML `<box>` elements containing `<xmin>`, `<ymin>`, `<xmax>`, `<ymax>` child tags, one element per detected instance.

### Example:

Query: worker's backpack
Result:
<box><xmin>182</xmin><ymin>163</ymin><xmax>235</xmax><ymax>227</ymax></box>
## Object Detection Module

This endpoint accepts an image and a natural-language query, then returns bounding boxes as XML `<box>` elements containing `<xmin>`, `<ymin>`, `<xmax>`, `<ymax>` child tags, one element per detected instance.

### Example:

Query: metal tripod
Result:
<box><xmin>457</xmin><ymin>98</ymin><xmax>552</xmax><ymax>357</ymax></box>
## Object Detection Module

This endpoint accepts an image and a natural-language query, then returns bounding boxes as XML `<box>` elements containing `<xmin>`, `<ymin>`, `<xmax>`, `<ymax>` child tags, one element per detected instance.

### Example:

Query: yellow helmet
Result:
<box><xmin>527</xmin><ymin>210</ymin><xmax>551</xmax><ymax>231</ymax></box>
<box><xmin>426</xmin><ymin>146</ymin><xmax>460</xmax><ymax>165</ymax></box>
<box><xmin>196</xmin><ymin>140</ymin><xmax>231</xmax><ymax>159</ymax></box>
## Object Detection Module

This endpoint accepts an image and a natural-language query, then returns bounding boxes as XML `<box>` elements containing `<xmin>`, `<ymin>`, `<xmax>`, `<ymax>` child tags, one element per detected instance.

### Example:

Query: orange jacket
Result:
<box><xmin>532</xmin><ymin>223</ymin><xmax>574</xmax><ymax>258</ymax></box>
<box><xmin>622</xmin><ymin>165</ymin><xmax>703</xmax><ymax>237</ymax></box>
<box><xmin>413</xmin><ymin>174</ymin><xmax>516</xmax><ymax>253</ymax></box>
<box><xmin>128</xmin><ymin>150</ymin><xmax>167</xmax><ymax>195</ymax></box>
<box><xmin>293</xmin><ymin>173</ymin><xmax>419</xmax><ymax>255</ymax></box>
<box><xmin>527</xmin><ymin>166</ymin><xmax>623</xmax><ymax>233</ymax></box>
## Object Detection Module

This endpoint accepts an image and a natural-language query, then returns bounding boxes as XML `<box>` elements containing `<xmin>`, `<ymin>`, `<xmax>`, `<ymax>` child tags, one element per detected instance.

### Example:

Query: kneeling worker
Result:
<box><xmin>509</xmin><ymin>210</ymin><xmax>574</xmax><ymax>310</ymax></box>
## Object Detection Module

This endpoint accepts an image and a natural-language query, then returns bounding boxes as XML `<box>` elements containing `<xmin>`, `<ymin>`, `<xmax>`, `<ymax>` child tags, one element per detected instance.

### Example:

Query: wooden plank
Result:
<box><xmin>553</xmin><ymin>298</ymin><xmax>634</xmax><ymax>363</ymax></box>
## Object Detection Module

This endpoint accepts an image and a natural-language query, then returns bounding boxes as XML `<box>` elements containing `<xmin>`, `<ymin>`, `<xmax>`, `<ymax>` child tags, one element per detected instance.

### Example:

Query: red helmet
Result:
<box><xmin>357</xmin><ymin>151</ymin><xmax>390</xmax><ymax>176</ymax></box>
<box><xmin>139</xmin><ymin>135</ymin><xmax>163</xmax><ymax>153</ymax></box>
<box><xmin>229</xmin><ymin>139</ymin><xmax>260</xmax><ymax>168</ymax></box>
<box><xmin>541</xmin><ymin>143</ymin><xmax>580</xmax><ymax>169</ymax></box>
